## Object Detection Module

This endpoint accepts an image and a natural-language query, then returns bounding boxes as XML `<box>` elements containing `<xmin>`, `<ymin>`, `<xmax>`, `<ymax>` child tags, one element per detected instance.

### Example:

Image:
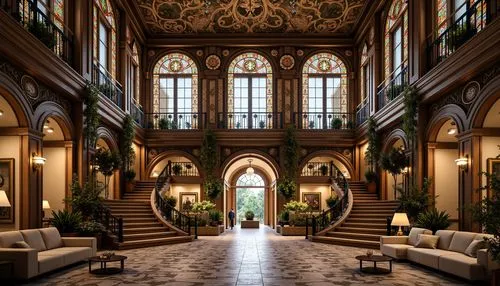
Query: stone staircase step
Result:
<box><xmin>123</xmin><ymin>226</ymin><xmax>171</xmax><ymax>234</ymax></box>
<box><xmin>342</xmin><ymin>222</ymin><xmax>387</xmax><ymax>228</ymax></box>
<box><xmin>117</xmin><ymin>236</ymin><xmax>193</xmax><ymax>250</ymax></box>
<box><xmin>123</xmin><ymin>231</ymin><xmax>178</xmax><ymax>241</ymax></box>
<box><xmin>349</xmin><ymin>213</ymin><xmax>394</xmax><ymax>218</ymax></box>
<box><xmin>121</xmin><ymin>217</ymin><xmax>159</xmax><ymax>223</ymax></box>
<box><xmin>345</xmin><ymin>218</ymin><xmax>387</xmax><ymax>224</ymax></box>
<box><xmin>112</xmin><ymin>213</ymin><xmax>155</xmax><ymax>218</ymax></box>
<box><xmin>311</xmin><ymin>236</ymin><xmax>380</xmax><ymax>249</ymax></box>
<box><xmin>122</xmin><ymin>222</ymin><xmax>163</xmax><ymax>228</ymax></box>
<box><xmin>325</xmin><ymin>232</ymin><xmax>381</xmax><ymax>242</ymax></box>
<box><xmin>335</xmin><ymin>227</ymin><xmax>387</xmax><ymax>235</ymax></box>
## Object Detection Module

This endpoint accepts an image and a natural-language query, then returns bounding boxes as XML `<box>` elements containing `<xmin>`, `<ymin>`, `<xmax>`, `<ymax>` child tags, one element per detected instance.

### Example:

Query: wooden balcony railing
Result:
<box><xmin>427</xmin><ymin>0</ymin><xmax>488</xmax><ymax>68</ymax></box>
<box><xmin>1</xmin><ymin>0</ymin><xmax>73</xmax><ymax>64</ymax></box>
<box><xmin>145</xmin><ymin>112</ymin><xmax>207</xmax><ymax>130</ymax></box>
<box><xmin>217</xmin><ymin>112</ymin><xmax>283</xmax><ymax>129</ymax></box>
<box><xmin>377</xmin><ymin>65</ymin><xmax>408</xmax><ymax>110</ymax></box>
<box><xmin>92</xmin><ymin>64</ymin><xmax>123</xmax><ymax>108</ymax></box>
<box><xmin>293</xmin><ymin>112</ymin><xmax>355</xmax><ymax>130</ymax></box>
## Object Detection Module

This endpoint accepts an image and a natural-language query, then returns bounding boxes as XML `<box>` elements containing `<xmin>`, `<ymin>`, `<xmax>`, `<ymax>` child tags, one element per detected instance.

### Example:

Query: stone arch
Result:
<box><xmin>0</xmin><ymin>73</ymin><xmax>32</xmax><ymax>128</ymax></box>
<box><xmin>468</xmin><ymin>74</ymin><xmax>500</xmax><ymax>129</ymax></box>
<box><xmin>96</xmin><ymin>126</ymin><xmax>119</xmax><ymax>151</ymax></box>
<box><xmin>382</xmin><ymin>128</ymin><xmax>408</xmax><ymax>153</ymax></box>
<box><xmin>220</xmin><ymin>149</ymin><xmax>280</xmax><ymax>180</ymax></box>
<box><xmin>426</xmin><ymin>104</ymin><xmax>467</xmax><ymax>142</ymax></box>
<box><xmin>34</xmin><ymin>102</ymin><xmax>73</xmax><ymax>140</ymax></box>
<box><xmin>146</xmin><ymin>150</ymin><xmax>203</xmax><ymax>178</ymax></box>
<box><xmin>298</xmin><ymin>150</ymin><xmax>354</xmax><ymax>179</ymax></box>
<box><xmin>222</xmin><ymin>49</ymin><xmax>277</xmax><ymax>75</ymax></box>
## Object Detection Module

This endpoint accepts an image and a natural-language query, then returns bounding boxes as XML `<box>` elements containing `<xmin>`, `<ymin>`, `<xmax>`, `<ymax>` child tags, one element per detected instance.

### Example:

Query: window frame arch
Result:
<box><xmin>152</xmin><ymin>52</ymin><xmax>199</xmax><ymax>129</ymax></box>
<box><xmin>93</xmin><ymin>0</ymin><xmax>118</xmax><ymax>79</ymax></box>
<box><xmin>383</xmin><ymin>0</ymin><xmax>408</xmax><ymax>81</ymax></box>
<box><xmin>226</xmin><ymin>52</ymin><xmax>274</xmax><ymax>129</ymax></box>
<box><xmin>236</xmin><ymin>173</ymin><xmax>265</xmax><ymax>187</ymax></box>
<box><xmin>301</xmin><ymin>52</ymin><xmax>348</xmax><ymax>130</ymax></box>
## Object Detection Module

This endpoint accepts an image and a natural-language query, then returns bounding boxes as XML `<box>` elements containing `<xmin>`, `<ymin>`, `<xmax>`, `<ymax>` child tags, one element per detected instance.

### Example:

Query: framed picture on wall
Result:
<box><xmin>487</xmin><ymin>158</ymin><xmax>500</xmax><ymax>197</ymax></box>
<box><xmin>0</xmin><ymin>158</ymin><xmax>15</xmax><ymax>223</ymax></box>
<box><xmin>302</xmin><ymin>192</ymin><xmax>321</xmax><ymax>211</ymax></box>
<box><xmin>180</xmin><ymin>192</ymin><xmax>198</xmax><ymax>212</ymax></box>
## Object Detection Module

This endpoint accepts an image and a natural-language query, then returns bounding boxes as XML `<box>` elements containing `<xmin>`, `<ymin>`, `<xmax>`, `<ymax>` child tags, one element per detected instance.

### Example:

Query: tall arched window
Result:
<box><xmin>93</xmin><ymin>0</ymin><xmax>117</xmax><ymax>79</ymax></box>
<box><xmin>302</xmin><ymin>53</ymin><xmax>348</xmax><ymax>130</ymax></box>
<box><xmin>131</xmin><ymin>43</ymin><xmax>140</xmax><ymax>105</ymax></box>
<box><xmin>227</xmin><ymin>53</ymin><xmax>273</xmax><ymax>129</ymax></box>
<box><xmin>360</xmin><ymin>44</ymin><xmax>369</xmax><ymax>102</ymax></box>
<box><xmin>152</xmin><ymin>53</ymin><xmax>198</xmax><ymax>130</ymax></box>
<box><xmin>384</xmin><ymin>0</ymin><xmax>408</xmax><ymax>82</ymax></box>
<box><xmin>436</xmin><ymin>0</ymin><xmax>487</xmax><ymax>37</ymax></box>
<box><xmin>33</xmin><ymin>0</ymin><xmax>65</xmax><ymax>29</ymax></box>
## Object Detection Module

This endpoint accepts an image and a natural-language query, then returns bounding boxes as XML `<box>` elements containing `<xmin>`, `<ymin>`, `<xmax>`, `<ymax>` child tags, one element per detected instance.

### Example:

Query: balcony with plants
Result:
<box><xmin>293</xmin><ymin>112</ymin><xmax>355</xmax><ymax>130</ymax></box>
<box><xmin>130</xmin><ymin>99</ymin><xmax>144</xmax><ymax>127</ymax></box>
<box><xmin>356</xmin><ymin>97</ymin><xmax>369</xmax><ymax>126</ymax></box>
<box><xmin>376</xmin><ymin>64</ymin><xmax>408</xmax><ymax>111</ymax></box>
<box><xmin>145</xmin><ymin>112</ymin><xmax>207</xmax><ymax>130</ymax></box>
<box><xmin>217</xmin><ymin>112</ymin><xmax>283</xmax><ymax>130</ymax></box>
<box><xmin>92</xmin><ymin>63</ymin><xmax>123</xmax><ymax>108</ymax></box>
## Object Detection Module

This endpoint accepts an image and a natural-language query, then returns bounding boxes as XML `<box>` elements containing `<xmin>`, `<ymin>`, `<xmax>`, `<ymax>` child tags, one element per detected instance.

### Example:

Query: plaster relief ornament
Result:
<box><xmin>206</xmin><ymin>55</ymin><xmax>221</xmax><ymax>70</ymax></box>
<box><xmin>462</xmin><ymin>81</ymin><xmax>480</xmax><ymax>104</ymax></box>
<box><xmin>222</xmin><ymin>49</ymin><xmax>230</xmax><ymax>57</ymax></box>
<box><xmin>280</xmin><ymin>55</ymin><xmax>295</xmax><ymax>70</ymax></box>
<box><xmin>271</xmin><ymin>49</ymin><xmax>279</xmax><ymax>57</ymax></box>
<box><xmin>296</xmin><ymin>49</ymin><xmax>304</xmax><ymax>57</ymax></box>
<box><xmin>21</xmin><ymin>75</ymin><xmax>39</xmax><ymax>99</ymax></box>
<box><xmin>196</xmin><ymin>50</ymin><xmax>204</xmax><ymax>57</ymax></box>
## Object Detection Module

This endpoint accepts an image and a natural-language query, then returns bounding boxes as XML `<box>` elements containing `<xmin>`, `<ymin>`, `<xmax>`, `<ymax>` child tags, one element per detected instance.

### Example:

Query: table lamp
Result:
<box><xmin>0</xmin><ymin>190</ymin><xmax>11</xmax><ymax>207</ymax></box>
<box><xmin>391</xmin><ymin>213</ymin><xmax>410</xmax><ymax>236</ymax></box>
<box><xmin>42</xmin><ymin>200</ymin><xmax>51</xmax><ymax>218</ymax></box>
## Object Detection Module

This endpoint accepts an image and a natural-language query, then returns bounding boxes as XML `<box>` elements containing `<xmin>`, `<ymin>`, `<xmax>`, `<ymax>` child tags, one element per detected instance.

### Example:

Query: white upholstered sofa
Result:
<box><xmin>0</xmin><ymin>227</ymin><xmax>96</xmax><ymax>279</ymax></box>
<box><xmin>380</xmin><ymin>228</ymin><xmax>499</xmax><ymax>281</ymax></box>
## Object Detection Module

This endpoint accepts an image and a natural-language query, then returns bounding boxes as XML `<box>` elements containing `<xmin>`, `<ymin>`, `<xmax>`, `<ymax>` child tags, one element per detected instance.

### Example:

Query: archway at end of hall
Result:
<box><xmin>221</xmin><ymin>152</ymin><xmax>279</xmax><ymax>229</ymax></box>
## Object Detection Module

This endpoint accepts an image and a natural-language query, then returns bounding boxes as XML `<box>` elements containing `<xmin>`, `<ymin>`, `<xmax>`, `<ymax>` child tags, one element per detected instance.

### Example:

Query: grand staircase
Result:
<box><xmin>103</xmin><ymin>181</ymin><xmax>193</xmax><ymax>250</ymax></box>
<box><xmin>312</xmin><ymin>181</ymin><xmax>399</xmax><ymax>249</ymax></box>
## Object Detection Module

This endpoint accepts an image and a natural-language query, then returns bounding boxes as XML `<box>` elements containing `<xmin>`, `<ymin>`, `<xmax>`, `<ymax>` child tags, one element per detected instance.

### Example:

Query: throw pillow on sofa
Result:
<box><xmin>464</xmin><ymin>240</ymin><xmax>487</xmax><ymax>258</ymax></box>
<box><xmin>39</xmin><ymin>227</ymin><xmax>63</xmax><ymax>249</ymax></box>
<box><xmin>11</xmin><ymin>241</ymin><xmax>31</xmax><ymax>248</ymax></box>
<box><xmin>408</xmin><ymin>228</ymin><xmax>433</xmax><ymax>246</ymax></box>
<box><xmin>415</xmin><ymin>234</ymin><xmax>440</xmax><ymax>249</ymax></box>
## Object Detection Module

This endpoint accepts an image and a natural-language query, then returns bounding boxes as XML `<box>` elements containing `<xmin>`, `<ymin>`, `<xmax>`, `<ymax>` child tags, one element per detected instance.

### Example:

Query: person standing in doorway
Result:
<box><xmin>228</xmin><ymin>208</ymin><xmax>235</xmax><ymax>230</ymax></box>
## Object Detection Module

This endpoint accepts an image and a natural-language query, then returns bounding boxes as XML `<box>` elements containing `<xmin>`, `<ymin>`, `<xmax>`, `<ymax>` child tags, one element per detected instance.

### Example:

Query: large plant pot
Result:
<box><xmin>241</xmin><ymin>220</ymin><xmax>259</xmax><ymax>228</ymax></box>
<box><xmin>366</xmin><ymin>181</ymin><xmax>377</xmax><ymax>193</ymax></box>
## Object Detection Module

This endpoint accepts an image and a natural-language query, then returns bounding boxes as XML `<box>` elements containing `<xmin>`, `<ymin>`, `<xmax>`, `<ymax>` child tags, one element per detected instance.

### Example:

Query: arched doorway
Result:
<box><xmin>95</xmin><ymin>138</ymin><xmax>119</xmax><ymax>200</ymax></box>
<box><xmin>222</xmin><ymin>153</ymin><xmax>279</xmax><ymax>228</ymax></box>
<box><xmin>383</xmin><ymin>138</ymin><xmax>406</xmax><ymax>201</ymax></box>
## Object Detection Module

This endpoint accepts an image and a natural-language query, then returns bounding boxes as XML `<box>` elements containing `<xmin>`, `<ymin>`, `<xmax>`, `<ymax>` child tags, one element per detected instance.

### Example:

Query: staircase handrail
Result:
<box><xmin>154</xmin><ymin>161</ymin><xmax>197</xmax><ymax>237</ymax></box>
<box><xmin>311</xmin><ymin>162</ymin><xmax>352</xmax><ymax>236</ymax></box>
<box><xmin>96</xmin><ymin>204</ymin><xmax>123</xmax><ymax>243</ymax></box>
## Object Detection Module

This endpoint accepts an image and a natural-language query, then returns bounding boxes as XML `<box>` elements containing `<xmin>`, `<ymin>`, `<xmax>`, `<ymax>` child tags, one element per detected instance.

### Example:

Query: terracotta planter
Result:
<box><xmin>366</xmin><ymin>181</ymin><xmax>377</xmax><ymax>193</ymax></box>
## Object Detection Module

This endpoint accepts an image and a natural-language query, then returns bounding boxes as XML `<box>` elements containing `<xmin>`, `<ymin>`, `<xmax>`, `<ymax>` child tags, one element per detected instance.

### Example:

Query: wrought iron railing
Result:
<box><xmin>96</xmin><ymin>205</ymin><xmax>123</xmax><ymax>243</ymax></box>
<box><xmin>428</xmin><ymin>0</ymin><xmax>488</xmax><ymax>68</ymax></box>
<box><xmin>130</xmin><ymin>101</ymin><xmax>144</xmax><ymax>127</ymax></box>
<box><xmin>301</xmin><ymin>161</ymin><xmax>333</xmax><ymax>177</ymax></box>
<box><xmin>311</xmin><ymin>162</ymin><xmax>350</xmax><ymax>236</ymax></box>
<box><xmin>168</xmin><ymin>160</ymin><xmax>199</xmax><ymax>177</ymax></box>
<box><xmin>217</xmin><ymin>112</ymin><xmax>283</xmax><ymax>129</ymax></box>
<box><xmin>377</xmin><ymin>65</ymin><xmax>408</xmax><ymax>110</ymax></box>
<box><xmin>154</xmin><ymin>161</ymin><xmax>196</xmax><ymax>237</ymax></box>
<box><xmin>1</xmin><ymin>0</ymin><xmax>73</xmax><ymax>64</ymax></box>
<box><xmin>293</xmin><ymin>112</ymin><xmax>355</xmax><ymax>130</ymax></box>
<box><xmin>356</xmin><ymin>97</ymin><xmax>369</xmax><ymax>126</ymax></box>
<box><xmin>145</xmin><ymin>112</ymin><xmax>206</xmax><ymax>130</ymax></box>
<box><xmin>92</xmin><ymin>64</ymin><xmax>123</xmax><ymax>108</ymax></box>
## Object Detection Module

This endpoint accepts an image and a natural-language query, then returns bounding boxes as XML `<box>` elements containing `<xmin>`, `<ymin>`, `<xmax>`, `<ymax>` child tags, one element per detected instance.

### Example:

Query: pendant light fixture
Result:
<box><xmin>246</xmin><ymin>159</ymin><xmax>254</xmax><ymax>176</ymax></box>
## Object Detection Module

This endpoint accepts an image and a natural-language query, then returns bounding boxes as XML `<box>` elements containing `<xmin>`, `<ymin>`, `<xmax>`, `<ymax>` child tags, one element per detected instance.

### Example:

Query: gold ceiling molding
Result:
<box><xmin>137</xmin><ymin>0</ymin><xmax>365</xmax><ymax>34</ymax></box>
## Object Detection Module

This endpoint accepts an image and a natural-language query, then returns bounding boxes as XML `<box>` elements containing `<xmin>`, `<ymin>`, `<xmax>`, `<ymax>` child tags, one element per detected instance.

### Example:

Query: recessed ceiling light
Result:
<box><xmin>46</xmin><ymin>127</ymin><xmax>54</xmax><ymax>134</ymax></box>
<box><xmin>447</xmin><ymin>128</ymin><xmax>456</xmax><ymax>135</ymax></box>
<box><xmin>0</xmin><ymin>110</ymin><xmax>3</xmax><ymax>116</ymax></box>
<box><xmin>43</xmin><ymin>120</ymin><xmax>50</xmax><ymax>129</ymax></box>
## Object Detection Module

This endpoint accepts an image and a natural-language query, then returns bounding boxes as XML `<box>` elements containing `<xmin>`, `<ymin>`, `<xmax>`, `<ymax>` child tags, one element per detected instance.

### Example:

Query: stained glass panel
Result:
<box><xmin>384</xmin><ymin>0</ymin><xmax>408</xmax><ymax>80</ymax></box>
<box><xmin>94</xmin><ymin>0</ymin><xmax>117</xmax><ymax>79</ymax></box>
<box><xmin>436</xmin><ymin>0</ymin><xmax>448</xmax><ymax>36</ymax></box>
<box><xmin>236</xmin><ymin>174</ymin><xmax>265</xmax><ymax>187</ymax></box>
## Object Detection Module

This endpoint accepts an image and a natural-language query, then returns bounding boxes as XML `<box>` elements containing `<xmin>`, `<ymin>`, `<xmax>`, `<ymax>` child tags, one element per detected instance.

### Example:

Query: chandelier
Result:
<box><xmin>246</xmin><ymin>159</ymin><xmax>254</xmax><ymax>176</ymax></box>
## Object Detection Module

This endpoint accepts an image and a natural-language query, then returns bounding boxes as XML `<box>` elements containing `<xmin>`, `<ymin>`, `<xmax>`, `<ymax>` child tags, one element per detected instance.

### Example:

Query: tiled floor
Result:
<box><xmin>27</xmin><ymin>226</ymin><xmax>473</xmax><ymax>285</ymax></box>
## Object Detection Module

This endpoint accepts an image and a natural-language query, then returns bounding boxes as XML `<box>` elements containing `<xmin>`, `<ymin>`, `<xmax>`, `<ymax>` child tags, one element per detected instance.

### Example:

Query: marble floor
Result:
<box><xmin>24</xmin><ymin>226</ymin><xmax>474</xmax><ymax>286</ymax></box>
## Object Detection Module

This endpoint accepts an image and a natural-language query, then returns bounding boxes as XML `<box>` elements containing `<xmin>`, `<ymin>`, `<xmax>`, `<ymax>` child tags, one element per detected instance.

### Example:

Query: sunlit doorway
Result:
<box><xmin>235</xmin><ymin>173</ymin><xmax>265</xmax><ymax>224</ymax></box>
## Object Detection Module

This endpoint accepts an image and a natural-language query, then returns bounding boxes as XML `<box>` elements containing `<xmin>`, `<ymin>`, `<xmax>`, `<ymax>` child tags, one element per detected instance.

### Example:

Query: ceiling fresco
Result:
<box><xmin>136</xmin><ymin>0</ymin><xmax>366</xmax><ymax>34</ymax></box>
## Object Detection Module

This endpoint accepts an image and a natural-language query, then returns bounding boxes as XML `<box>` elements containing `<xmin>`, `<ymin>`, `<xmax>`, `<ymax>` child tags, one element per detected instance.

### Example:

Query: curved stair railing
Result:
<box><xmin>154</xmin><ymin>161</ymin><xmax>197</xmax><ymax>238</ymax></box>
<box><xmin>96</xmin><ymin>205</ymin><xmax>123</xmax><ymax>243</ymax></box>
<box><xmin>310</xmin><ymin>162</ymin><xmax>352</xmax><ymax>236</ymax></box>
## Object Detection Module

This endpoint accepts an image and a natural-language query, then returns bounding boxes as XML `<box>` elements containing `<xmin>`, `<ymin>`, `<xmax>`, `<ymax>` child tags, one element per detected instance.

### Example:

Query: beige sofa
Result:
<box><xmin>380</xmin><ymin>228</ymin><xmax>499</xmax><ymax>281</ymax></box>
<box><xmin>0</xmin><ymin>227</ymin><xmax>96</xmax><ymax>279</ymax></box>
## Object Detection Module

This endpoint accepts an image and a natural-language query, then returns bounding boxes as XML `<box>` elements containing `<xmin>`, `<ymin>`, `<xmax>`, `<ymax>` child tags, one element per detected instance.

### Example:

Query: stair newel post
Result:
<box><xmin>167</xmin><ymin>160</ymin><xmax>172</xmax><ymax>176</ymax></box>
<box><xmin>118</xmin><ymin>217</ymin><xmax>124</xmax><ymax>243</ymax></box>
<box><xmin>312</xmin><ymin>216</ymin><xmax>316</xmax><ymax>235</ymax></box>
<box><xmin>305</xmin><ymin>215</ymin><xmax>309</xmax><ymax>239</ymax></box>
<box><xmin>194</xmin><ymin>215</ymin><xmax>198</xmax><ymax>239</ymax></box>
<box><xmin>329</xmin><ymin>161</ymin><xmax>334</xmax><ymax>177</ymax></box>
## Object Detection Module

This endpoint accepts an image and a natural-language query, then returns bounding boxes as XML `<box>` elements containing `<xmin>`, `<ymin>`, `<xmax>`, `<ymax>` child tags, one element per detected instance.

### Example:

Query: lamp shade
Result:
<box><xmin>42</xmin><ymin>200</ymin><xmax>51</xmax><ymax>210</ymax></box>
<box><xmin>391</xmin><ymin>213</ymin><xmax>410</xmax><ymax>227</ymax></box>
<box><xmin>0</xmin><ymin>190</ymin><xmax>11</xmax><ymax>207</ymax></box>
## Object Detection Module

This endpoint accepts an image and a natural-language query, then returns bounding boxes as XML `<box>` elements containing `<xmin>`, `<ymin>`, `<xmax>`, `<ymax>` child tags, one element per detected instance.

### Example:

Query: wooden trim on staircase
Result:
<box><xmin>315</xmin><ymin>189</ymin><xmax>354</xmax><ymax>236</ymax></box>
<box><xmin>149</xmin><ymin>190</ymin><xmax>191</xmax><ymax>236</ymax></box>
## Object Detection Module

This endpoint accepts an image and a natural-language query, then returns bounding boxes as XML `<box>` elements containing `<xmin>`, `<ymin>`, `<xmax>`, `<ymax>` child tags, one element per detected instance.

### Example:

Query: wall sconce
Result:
<box><xmin>32</xmin><ymin>153</ymin><xmax>46</xmax><ymax>171</ymax></box>
<box><xmin>0</xmin><ymin>109</ymin><xmax>4</xmax><ymax>116</ymax></box>
<box><xmin>401</xmin><ymin>167</ymin><xmax>409</xmax><ymax>174</ymax></box>
<box><xmin>455</xmin><ymin>155</ymin><xmax>468</xmax><ymax>172</ymax></box>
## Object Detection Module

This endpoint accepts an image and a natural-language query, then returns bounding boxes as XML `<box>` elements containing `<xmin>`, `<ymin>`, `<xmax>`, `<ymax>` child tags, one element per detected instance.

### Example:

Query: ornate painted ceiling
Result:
<box><xmin>136</xmin><ymin>0</ymin><xmax>366</xmax><ymax>35</ymax></box>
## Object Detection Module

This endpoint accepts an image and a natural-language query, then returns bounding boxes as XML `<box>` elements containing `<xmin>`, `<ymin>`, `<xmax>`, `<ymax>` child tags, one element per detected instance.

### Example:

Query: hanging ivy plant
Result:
<box><xmin>120</xmin><ymin>115</ymin><xmax>136</xmax><ymax>181</ymax></box>
<box><xmin>204</xmin><ymin>176</ymin><xmax>223</xmax><ymax>201</ymax></box>
<box><xmin>200</xmin><ymin>129</ymin><xmax>217</xmax><ymax>176</ymax></box>
<box><xmin>365</xmin><ymin>117</ymin><xmax>380</xmax><ymax>171</ymax></box>
<box><xmin>283</xmin><ymin>124</ymin><xmax>299</xmax><ymax>179</ymax></box>
<box><xmin>83</xmin><ymin>84</ymin><xmax>100</xmax><ymax>148</ymax></box>
<box><xmin>402</xmin><ymin>86</ymin><xmax>419</xmax><ymax>146</ymax></box>
<box><xmin>277</xmin><ymin>177</ymin><xmax>296</xmax><ymax>199</ymax></box>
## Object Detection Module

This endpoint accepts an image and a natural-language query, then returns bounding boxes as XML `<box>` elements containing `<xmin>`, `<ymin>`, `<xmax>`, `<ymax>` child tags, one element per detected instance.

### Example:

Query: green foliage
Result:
<box><xmin>319</xmin><ymin>164</ymin><xmax>328</xmax><ymax>176</ymax></box>
<box><xmin>51</xmin><ymin>210</ymin><xmax>82</xmax><ymax>234</ymax></box>
<box><xmin>209</xmin><ymin>210</ymin><xmax>222</xmax><ymax>223</ymax></box>
<box><xmin>277</xmin><ymin>177</ymin><xmax>296</xmax><ymax>199</ymax></box>
<box><xmin>83</xmin><ymin>84</ymin><xmax>100</xmax><ymax>148</ymax></box>
<box><xmin>191</xmin><ymin>200</ymin><xmax>216</xmax><ymax>213</ymax></box>
<box><xmin>65</xmin><ymin>175</ymin><xmax>103</xmax><ymax>221</ymax></box>
<box><xmin>326</xmin><ymin>194</ymin><xmax>339</xmax><ymax>209</ymax></box>
<box><xmin>380</xmin><ymin>147</ymin><xmax>408</xmax><ymax>195</ymax></box>
<box><xmin>124</xmin><ymin>169</ymin><xmax>136</xmax><ymax>181</ymax></box>
<box><xmin>172</xmin><ymin>164</ymin><xmax>182</xmax><ymax>175</ymax></box>
<box><xmin>237</xmin><ymin>187</ymin><xmax>264</xmax><ymax>224</ymax></box>
<box><xmin>472</xmin><ymin>147</ymin><xmax>500</xmax><ymax>262</ymax></box>
<box><xmin>259</xmin><ymin>120</ymin><xmax>265</xmax><ymax>128</ymax></box>
<box><xmin>402</xmin><ymin>86</ymin><xmax>419</xmax><ymax>145</ymax></box>
<box><xmin>95</xmin><ymin>149</ymin><xmax>122</xmax><ymax>177</ymax></box>
<box><xmin>331</xmin><ymin>118</ymin><xmax>342</xmax><ymax>129</ymax></box>
<box><xmin>279</xmin><ymin>210</ymin><xmax>290</xmax><ymax>223</ymax></box>
<box><xmin>120</xmin><ymin>115</ymin><xmax>135</xmax><ymax>172</ymax></box>
<box><xmin>78</xmin><ymin>220</ymin><xmax>105</xmax><ymax>236</ymax></box>
<box><xmin>283</xmin><ymin>124</ymin><xmax>299</xmax><ymax>179</ymax></box>
<box><xmin>397</xmin><ymin>177</ymin><xmax>433</xmax><ymax>222</ymax></box>
<box><xmin>364</xmin><ymin>170</ymin><xmax>377</xmax><ymax>183</ymax></box>
<box><xmin>283</xmin><ymin>200</ymin><xmax>309</xmax><ymax>212</ymax></box>
<box><xmin>415</xmin><ymin>208</ymin><xmax>451</xmax><ymax>234</ymax></box>
<box><xmin>245</xmin><ymin>210</ymin><xmax>255</xmax><ymax>220</ymax></box>
<box><xmin>204</xmin><ymin>177</ymin><xmax>223</xmax><ymax>201</ymax></box>
<box><xmin>163</xmin><ymin>195</ymin><xmax>177</xmax><ymax>207</ymax></box>
<box><xmin>365</xmin><ymin>117</ymin><xmax>380</xmax><ymax>171</ymax></box>
<box><xmin>200</xmin><ymin>129</ymin><xmax>218</xmax><ymax>176</ymax></box>
<box><xmin>289</xmin><ymin>212</ymin><xmax>308</xmax><ymax>226</ymax></box>
<box><xmin>28</xmin><ymin>20</ymin><xmax>56</xmax><ymax>49</ymax></box>
<box><xmin>386</xmin><ymin>84</ymin><xmax>404</xmax><ymax>100</ymax></box>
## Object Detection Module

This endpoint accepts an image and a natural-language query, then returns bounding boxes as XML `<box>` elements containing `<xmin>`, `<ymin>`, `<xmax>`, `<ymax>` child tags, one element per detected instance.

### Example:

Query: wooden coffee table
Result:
<box><xmin>355</xmin><ymin>255</ymin><xmax>393</xmax><ymax>274</ymax></box>
<box><xmin>88</xmin><ymin>255</ymin><xmax>127</xmax><ymax>275</ymax></box>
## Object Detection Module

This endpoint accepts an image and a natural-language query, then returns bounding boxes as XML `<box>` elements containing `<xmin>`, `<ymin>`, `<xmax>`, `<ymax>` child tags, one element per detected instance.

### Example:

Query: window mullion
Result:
<box><xmin>249</xmin><ymin>76</ymin><xmax>253</xmax><ymax>129</ymax></box>
<box><xmin>173</xmin><ymin>77</ymin><xmax>178</xmax><ymax>120</ymax></box>
<box><xmin>323</xmin><ymin>76</ymin><xmax>327</xmax><ymax>129</ymax></box>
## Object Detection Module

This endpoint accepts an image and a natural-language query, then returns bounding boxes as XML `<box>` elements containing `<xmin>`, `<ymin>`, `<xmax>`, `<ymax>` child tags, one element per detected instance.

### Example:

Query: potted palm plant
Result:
<box><xmin>51</xmin><ymin>210</ymin><xmax>82</xmax><ymax>237</ymax></box>
<box><xmin>319</xmin><ymin>164</ymin><xmax>329</xmax><ymax>176</ymax></box>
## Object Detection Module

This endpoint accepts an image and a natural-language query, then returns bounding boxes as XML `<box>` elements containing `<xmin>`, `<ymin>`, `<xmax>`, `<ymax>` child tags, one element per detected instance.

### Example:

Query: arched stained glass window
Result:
<box><xmin>360</xmin><ymin>44</ymin><xmax>369</xmax><ymax>101</ymax></box>
<box><xmin>436</xmin><ymin>0</ymin><xmax>487</xmax><ymax>37</ymax></box>
<box><xmin>227</xmin><ymin>53</ymin><xmax>273</xmax><ymax>129</ymax></box>
<box><xmin>384</xmin><ymin>0</ymin><xmax>408</xmax><ymax>81</ymax></box>
<box><xmin>236</xmin><ymin>173</ymin><xmax>265</xmax><ymax>187</ymax></box>
<box><xmin>93</xmin><ymin>0</ymin><xmax>117</xmax><ymax>79</ymax></box>
<box><xmin>301</xmin><ymin>53</ymin><xmax>348</xmax><ymax>129</ymax></box>
<box><xmin>152</xmin><ymin>53</ymin><xmax>198</xmax><ymax>130</ymax></box>
<box><xmin>131</xmin><ymin>43</ymin><xmax>140</xmax><ymax>104</ymax></box>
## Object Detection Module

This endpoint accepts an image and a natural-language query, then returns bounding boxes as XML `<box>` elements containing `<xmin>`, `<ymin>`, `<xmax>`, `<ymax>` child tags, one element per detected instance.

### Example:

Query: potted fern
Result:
<box><xmin>172</xmin><ymin>164</ymin><xmax>182</xmax><ymax>176</ymax></box>
<box><xmin>415</xmin><ymin>208</ymin><xmax>451</xmax><ymax>234</ymax></box>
